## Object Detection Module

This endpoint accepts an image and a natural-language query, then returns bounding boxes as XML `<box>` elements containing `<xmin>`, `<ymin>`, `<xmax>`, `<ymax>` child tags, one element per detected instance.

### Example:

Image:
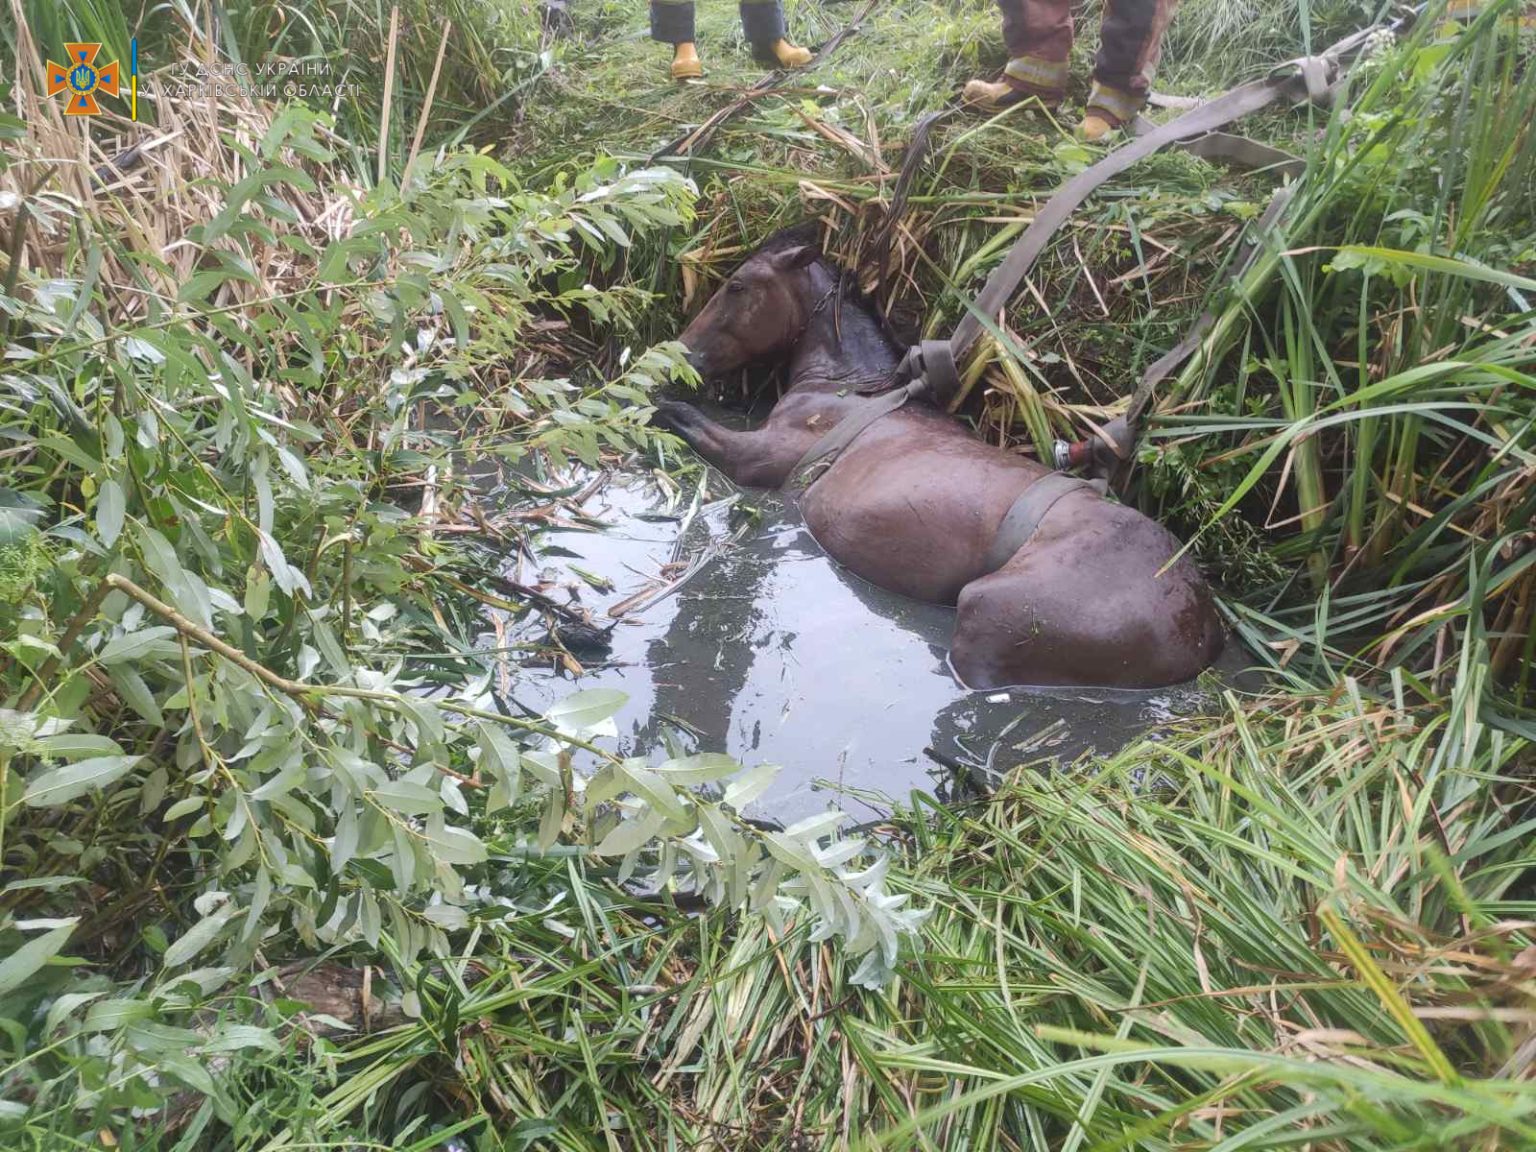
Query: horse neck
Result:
<box><xmin>784</xmin><ymin>265</ymin><xmax>900</xmax><ymax>394</ymax></box>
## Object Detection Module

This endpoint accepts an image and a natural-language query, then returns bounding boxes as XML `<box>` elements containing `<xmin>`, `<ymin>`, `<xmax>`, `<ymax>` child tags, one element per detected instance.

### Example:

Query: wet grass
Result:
<box><xmin>668</xmin><ymin>683</ymin><xmax>1536</xmax><ymax>1149</ymax></box>
<box><xmin>180</xmin><ymin>683</ymin><xmax>1533</xmax><ymax>1150</ymax></box>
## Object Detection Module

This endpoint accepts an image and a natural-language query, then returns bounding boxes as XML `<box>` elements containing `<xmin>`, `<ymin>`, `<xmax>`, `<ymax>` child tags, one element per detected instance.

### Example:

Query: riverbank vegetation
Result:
<box><xmin>1</xmin><ymin>0</ymin><xmax>1532</xmax><ymax>1148</ymax></box>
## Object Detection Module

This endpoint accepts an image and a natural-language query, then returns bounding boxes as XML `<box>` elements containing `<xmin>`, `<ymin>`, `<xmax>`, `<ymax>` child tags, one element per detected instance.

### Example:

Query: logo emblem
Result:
<box><xmin>46</xmin><ymin>43</ymin><xmax>121</xmax><ymax>116</ymax></box>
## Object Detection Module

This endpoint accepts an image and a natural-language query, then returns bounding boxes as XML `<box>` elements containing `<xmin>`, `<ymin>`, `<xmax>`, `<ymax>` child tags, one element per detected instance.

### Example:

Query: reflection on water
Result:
<box><xmin>495</xmin><ymin>475</ymin><xmax>1248</xmax><ymax>824</ymax></box>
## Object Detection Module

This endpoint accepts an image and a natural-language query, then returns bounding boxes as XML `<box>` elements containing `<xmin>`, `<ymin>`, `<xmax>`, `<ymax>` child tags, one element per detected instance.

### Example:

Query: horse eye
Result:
<box><xmin>727</xmin><ymin>280</ymin><xmax>746</xmax><ymax>294</ymax></box>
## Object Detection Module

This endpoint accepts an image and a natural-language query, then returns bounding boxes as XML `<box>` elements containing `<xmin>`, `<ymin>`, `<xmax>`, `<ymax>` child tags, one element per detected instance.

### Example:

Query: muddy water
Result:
<box><xmin>494</xmin><ymin>471</ymin><xmax>1249</xmax><ymax>825</ymax></box>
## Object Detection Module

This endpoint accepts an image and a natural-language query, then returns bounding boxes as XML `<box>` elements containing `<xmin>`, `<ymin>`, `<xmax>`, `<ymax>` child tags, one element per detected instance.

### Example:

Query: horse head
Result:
<box><xmin>678</xmin><ymin>242</ymin><xmax>823</xmax><ymax>380</ymax></box>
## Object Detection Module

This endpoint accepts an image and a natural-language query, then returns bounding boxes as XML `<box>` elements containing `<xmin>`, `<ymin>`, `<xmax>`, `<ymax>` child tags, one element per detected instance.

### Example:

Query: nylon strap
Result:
<box><xmin>948</xmin><ymin>66</ymin><xmax>1325</xmax><ymax>367</ymax></box>
<box><xmin>982</xmin><ymin>473</ymin><xmax>1103</xmax><ymax>573</ymax></box>
<box><xmin>1124</xmin><ymin>182</ymin><xmax>1297</xmax><ymax>431</ymax></box>
<box><xmin>1061</xmin><ymin>183</ymin><xmax>1296</xmax><ymax>482</ymax></box>
<box><xmin>790</xmin><ymin>377</ymin><xmax>928</xmax><ymax>486</ymax></box>
<box><xmin>777</xmin><ymin>12</ymin><xmax>1419</xmax><ymax>490</ymax></box>
<box><xmin>936</xmin><ymin>16</ymin><xmax>1406</xmax><ymax>375</ymax></box>
<box><xmin>1143</xmin><ymin>125</ymin><xmax>1305</xmax><ymax>177</ymax></box>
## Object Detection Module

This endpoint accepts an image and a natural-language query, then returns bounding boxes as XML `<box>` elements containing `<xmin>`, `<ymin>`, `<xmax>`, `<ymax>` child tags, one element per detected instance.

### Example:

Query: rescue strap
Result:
<box><xmin>782</xmin><ymin>8</ymin><xmax>1423</xmax><ymax>568</ymax></box>
<box><xmin>786</xmin><ymin>49</ymin><xmax>1329</xmax><ymax>489</ymax></box>
<box><xmin>847</xmin><ymin>8</ymin><xmax>1423</xmax><ymax>461</ymax></box>
<box><xmin>981</xmin><ymin>472</ymin><xmax>1105</xmax><ymax>574</ymax></box>
<box><xmin>790</xmin><ymin>375</ymin><xmax>929</xmax><ymax>486</ymax></box>
<box><xmin>786</xmin><ymin>101</ymin><xmax>1311</xmax><ymax>491</ymax></box>
<box><xmin>1059</xmin><ymin>179</ymin><xmax>1297</xmax><ymax>481</ymax></box>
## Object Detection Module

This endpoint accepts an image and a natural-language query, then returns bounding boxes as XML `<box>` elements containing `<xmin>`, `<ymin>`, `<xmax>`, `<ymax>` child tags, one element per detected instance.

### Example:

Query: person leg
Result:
<box><xmin>650</xmin><ymin>0</ymin><xmax>702</xmax><ymax>78</ymax></box>
<box><xmin>740</xmin><ymin>0</ymin><xmax>813</xmax><ymax>68</ymax></box>
<box><xmin>1085</xmin><ymin>0</ymin><xmax>1178</xmax><ymax>135</ymax></box>
<box><xmin>964</xmin><ymin>0</ymin><xmax>1072</xmax><ymax>111</ymax></box>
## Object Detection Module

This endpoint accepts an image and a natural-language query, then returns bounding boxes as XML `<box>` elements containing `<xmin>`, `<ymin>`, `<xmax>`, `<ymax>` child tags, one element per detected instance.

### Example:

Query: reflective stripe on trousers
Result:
<box><xmin>995</xmin><ymin>0</ymin><xmax>1179</xmax><ymax>120</ymax></box>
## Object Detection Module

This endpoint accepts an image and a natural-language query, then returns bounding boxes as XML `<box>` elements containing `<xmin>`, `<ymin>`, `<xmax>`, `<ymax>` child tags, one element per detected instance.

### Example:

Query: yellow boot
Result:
<box><xmin>671</xmin><ymin>41</ymin><xmax>702</xmax><ymax>80</ymax></box>
<box><xmin>765</xmin><ymin>38</ymin><xmax>813</xmax><ymax>68</ymax></box>
<box><xmin>963</xmin><ymin>71</ymin><xmax>1060</xmax><ymax>113</ymax></box>
<box><xmin>1078</xmin><ymin>113</ymin><xmax>1118</xmax><ymax>142</ymax></box>
<box><xmin>963</xmin><ymin>77</ymin><xmax>1026</xmax><ymax>110</ymax></box>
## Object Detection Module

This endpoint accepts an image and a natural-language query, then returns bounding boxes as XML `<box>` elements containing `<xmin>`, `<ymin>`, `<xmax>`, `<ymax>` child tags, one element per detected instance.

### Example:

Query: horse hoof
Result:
<box><xmin>650</xmin><ymin>399</ymin><xmax>697</xmax><ymax>433</ymax></box>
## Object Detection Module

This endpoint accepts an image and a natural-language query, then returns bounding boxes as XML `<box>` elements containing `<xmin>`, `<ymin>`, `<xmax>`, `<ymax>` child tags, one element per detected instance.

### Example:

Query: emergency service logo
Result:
<box><xmin>46</xmin><ymin>43</ymin><xmax>121</xmax><ymax>116</ymax></box>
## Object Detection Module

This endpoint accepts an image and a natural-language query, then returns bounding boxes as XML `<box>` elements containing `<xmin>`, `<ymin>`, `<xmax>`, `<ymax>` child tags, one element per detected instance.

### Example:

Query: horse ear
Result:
<box><xmin>771</xmin><ymin>244</ymin><xmax>820</xmax><ymax>271</ymax></box>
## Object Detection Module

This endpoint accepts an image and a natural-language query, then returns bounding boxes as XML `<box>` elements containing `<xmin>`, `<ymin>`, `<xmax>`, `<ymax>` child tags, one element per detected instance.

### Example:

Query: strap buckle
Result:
<box><xmin>859</xmin><ymin>339</ymin><xmax>957</xmax><ymax>399</ymax></box>
<box><xmin>897</xmin><ymin>339</ymin><xmax>959</xmax><ymax>402</ymax></box>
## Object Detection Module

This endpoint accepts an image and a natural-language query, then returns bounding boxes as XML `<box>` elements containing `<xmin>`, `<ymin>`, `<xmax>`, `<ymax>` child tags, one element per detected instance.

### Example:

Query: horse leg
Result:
<box><xmin>948</xmin><ymin>536</ymin><xmax>1223</xmax><ymax>689</ymax></box>
<box><xmin>651</xmin><ymin>400</ymin><xmax>814</xmax><ymax>489</ymax></box>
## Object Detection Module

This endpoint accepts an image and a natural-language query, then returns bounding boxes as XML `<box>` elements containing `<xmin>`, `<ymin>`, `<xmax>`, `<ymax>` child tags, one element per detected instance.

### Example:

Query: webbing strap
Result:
<box><xmin>1059</xmin><ymin>182</ymin><xmax>1296</xmax><ymax>482</ymax></box>
<box><xmin>1146</xmin><ymin>126</ymin><xmax>1305</xmax><ymax>177</ymax></box>
<box><xmin>896</xmin><ymin>340</ymin><xmax>959</xmax><ymax>398</ymax></box>
<box><xmin>790</xmin><ymin>377</ymin><xmax>928</xmax><ymax>486</ymax></box>
<box><xmin>1125</xmin><ymin>182</ymin><xmax>1297</xmax><ymax>429</ymax></box>
<box><xmin>897</xmin><ymin>20</ymin><xmax>1406</xmax><ymax>393</ymax></box>
<box><xmin>982</xmin><ymin>473</ymin><xmax>1103</xmax><ymax>573</ymax></box>
<box><xmin>779</xmin><ymin>12</ymin><xmax>1420</xmax><ymax>491</ymax></box>
<box><xmin>948</xmin><ymin>66</ymin><xmax>1324</xmax><ymax>368</ymax></box>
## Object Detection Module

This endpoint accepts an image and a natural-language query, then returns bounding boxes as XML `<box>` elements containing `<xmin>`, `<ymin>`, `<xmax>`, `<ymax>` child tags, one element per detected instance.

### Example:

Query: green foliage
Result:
<box><xmin>1153</xmin><ymin>5</ymin><xmax>1536</xmax><ymax>699</ymax></box>
<box><xmin>1</xmin><ymin>0</ymin><xmax>1532</xmax><ymax>1148</ymax></box>
<box><xmin>412</xmin><ymin>685</ymin><xmax>1526</xmax><ymax>1151</ymax></box>
<box><xmin>2</xmin><ymin>0</ymin><xmax>134</xmax><ymax>97</ymax></box>
<box><xmin>854</xmin><ymin>684</ymin><xmax>1535</xmax><ymax>1149</ymax></box>
<box><xmin>0</xmin><ymin>91</ymin><xmax>922</xmax><ymax>1140</ymax></box>
<box><xmin>0</xmin><ymin>0</ymin><xmax>551</xmax><ymax>152</ymax></box>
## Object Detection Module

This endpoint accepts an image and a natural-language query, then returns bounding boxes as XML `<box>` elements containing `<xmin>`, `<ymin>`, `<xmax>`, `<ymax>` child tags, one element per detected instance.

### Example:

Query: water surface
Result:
<box><xmin>491</xmin><ymin>472</ymin><xmax>1244</xmax><ymax>824</ymax></box>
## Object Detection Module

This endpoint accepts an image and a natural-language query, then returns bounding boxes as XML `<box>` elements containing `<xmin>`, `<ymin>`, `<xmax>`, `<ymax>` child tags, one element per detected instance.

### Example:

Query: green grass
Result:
<box><xmin>158</xmin><ymin>683</ymin><xmax>1529</xmax><ymax>1150</ymax></box>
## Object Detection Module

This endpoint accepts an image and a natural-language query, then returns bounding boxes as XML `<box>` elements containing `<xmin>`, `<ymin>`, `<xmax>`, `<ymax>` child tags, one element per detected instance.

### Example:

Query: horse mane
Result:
<box><xmin>749</xmin><ymin>222</ymin><xmax>889</xmax><ymax>332</ymax></box>
<box><xmin>753</xmin><ymin>221</ymin><xmax>824</xmax><ymax>256</ymax></box>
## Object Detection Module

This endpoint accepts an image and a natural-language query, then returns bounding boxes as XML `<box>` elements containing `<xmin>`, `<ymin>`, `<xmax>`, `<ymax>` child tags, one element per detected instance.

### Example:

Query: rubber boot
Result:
<box><xmin>765</xmin><ymin>38</ymin><xmax>813</xmax><ymax>68</ymax></box>
<box><xmin>962</xmin><ymin>77</ymin><xmax>1058</xmax><ymax>112</ymax></box>
<box><xmin>963</xmin><ymin>78</ymin><xmax>1023</xmax><ymax>109</ymax></box>
<box><xmin>671</xmin><ymin>41</ymin><xmax>702</xmax><ymax>80</ymax></box>
<box><xmin>1080</xmin><ymin>81</ymin><xmax>1138</xmax><ymax>141</ymax></box>
<box><xmin>1078</xmin><ymin>112</ymin><xmax>1118</xmax><ymax>141</ymax></box>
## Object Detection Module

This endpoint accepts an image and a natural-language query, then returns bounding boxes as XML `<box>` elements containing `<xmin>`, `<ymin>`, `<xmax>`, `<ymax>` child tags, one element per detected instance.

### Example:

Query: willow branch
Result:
<box><xmin>25</xmin><ymin>573</ymin><xmax>613</xmax><ymax>759</ymax></box>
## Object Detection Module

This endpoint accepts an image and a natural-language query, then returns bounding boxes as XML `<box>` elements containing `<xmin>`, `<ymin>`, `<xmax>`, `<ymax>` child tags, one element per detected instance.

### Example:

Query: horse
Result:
<box><xmin>651</xmin><ymin>231</ymin><xmax>1223</xmax><ymax>689</ymax></box>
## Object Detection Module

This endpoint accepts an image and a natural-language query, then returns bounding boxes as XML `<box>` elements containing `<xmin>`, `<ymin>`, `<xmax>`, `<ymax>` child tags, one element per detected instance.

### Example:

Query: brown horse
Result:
<box><xmin>652</xmin><ymin>233</ymin><xmax>1223</xmax><ymax>689</ymax></box>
